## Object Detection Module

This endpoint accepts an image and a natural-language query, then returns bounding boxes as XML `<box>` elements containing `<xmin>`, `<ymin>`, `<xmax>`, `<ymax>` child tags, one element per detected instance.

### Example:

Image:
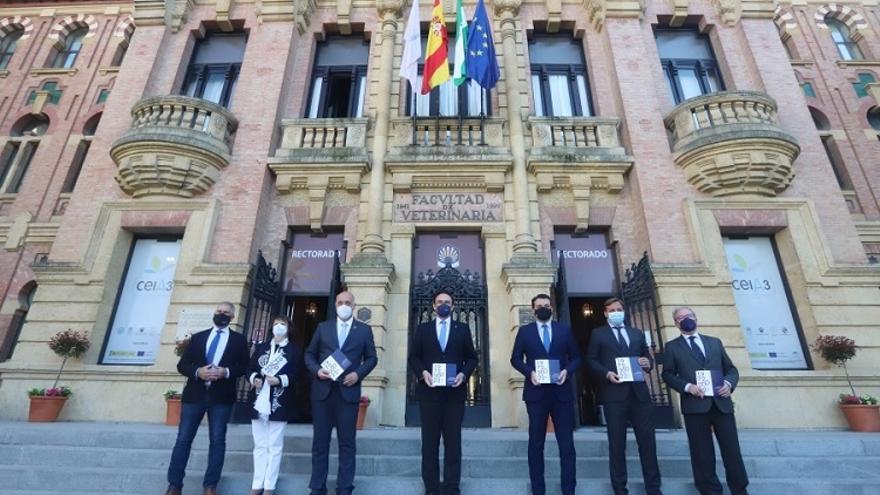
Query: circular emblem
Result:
<box><xmin>437</xmin><ymin>245</ymin><xmax>461</xmax><ymax>268</ymax></box>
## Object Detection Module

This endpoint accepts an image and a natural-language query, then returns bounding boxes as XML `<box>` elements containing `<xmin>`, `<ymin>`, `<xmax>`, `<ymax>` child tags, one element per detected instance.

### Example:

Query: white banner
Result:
<box><xmin>102</xmin><ymin>239</ymin><xmax>181</xmax><ymax>365</ymax></box>
<box><xmin>723</xmin><ymin>237</ymin><xmax>808</xmax><ymax>369</ymax></box>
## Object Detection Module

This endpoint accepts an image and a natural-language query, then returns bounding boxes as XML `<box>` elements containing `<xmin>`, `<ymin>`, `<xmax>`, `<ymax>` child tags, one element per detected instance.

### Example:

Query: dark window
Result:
<box><xmin>181</xmin><ymin>32</ymin><xmax>247</xmax><ymax>107</ymax></box>
<box><xmin>820</xmin><ymin>136</ymin><xmax>852</xmax><ymax>190</ymax></box>
<box><xmin>656</xmin><ymin>29</ymin><xmax>724</xmax><ymax>105</ymax></box>
<box><xmin>529</xmin><ymin>36</ymin><xmax>592</xmax><ymax>117</ymax></box>
<box><xmin>307</xmin><ymin>37</ymin><xmax>369</xmax><ymax>118</ymax></box>
<box><xmin>828</xmin><ymin>19</ymin><xmax>863</xmax><ymax>61</ymax></box>
<box><xmin>62</xmin><ymin>114</ymin><xmax>100</xmax><ymax>193</ymax></box>
<box><xmin>110</xmin><ymin>42</ymin><xmax>128</xmax><ymax>67</ymax></box>
<box><xmin>4</xmin><ymin>141</ymin><xmax>37</xmax><ymax>193</ymax></box>
<box><xmin>868</xmin><ymin>107</ymin><xmax>880</xmax><ymax>131</ymax></box>
<box><xmin>97</xmin><ymin>88</ymin><xmax>110</xmax><ymax>104</ymax></box>
<box><xmin>852</xmin><ymin>73</ymin><xmax>876</xmax><ymax>98</ymax></box>
<box><xmin>0</xmin><ymin>142</ymin><xmax>20</xmax><ymax>189</ymax></box>
<box><xmin>801</xmin><ymin>82</ymin><xmax>816</xmax><ymax>98</ymax></box>
<box><xmin>50</xmin><ymin>27</ymin><xmax>87</xmax><ymax>69</ymax></box>
<box><xmin>0</xmin><ymin>29</ymin><xmax>23</xmax><ymax>70</ymax></box>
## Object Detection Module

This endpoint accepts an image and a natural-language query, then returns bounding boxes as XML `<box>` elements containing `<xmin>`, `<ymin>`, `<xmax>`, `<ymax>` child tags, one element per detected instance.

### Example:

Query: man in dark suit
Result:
<box><xmin>165</xmin><ymin>301</ymin><xmax>250</xmax><ymax>495</ymax></box>
<box><xmin>510</xmin><ymin>294</ymin><xmax>581</xmax><ymax>495</ymax></box>
<box><xmin>305</xmin><ymin>290</ymin><xmax>378</xmax><ymax>495</ymax></box>
<box><xmin>587</xmin><ymin>297</ymin><xmax>662</xmax><ymax>495</ymax></box>
<box><xmin>408</xmin><ymin>290</ymin><xmax>479</xmax><ymax>495</ymax></box>
<box><xmin>661</xmin><ymin>307</ymin><xmax>749</xmax><ymax>495</ymax></box>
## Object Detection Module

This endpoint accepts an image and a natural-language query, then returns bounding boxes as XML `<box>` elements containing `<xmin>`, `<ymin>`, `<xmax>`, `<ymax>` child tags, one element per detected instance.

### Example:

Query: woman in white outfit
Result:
<box><xmin>248</xmin><ymin>316</ymin><xmax>301</xmax><ymax>495</ymax></box>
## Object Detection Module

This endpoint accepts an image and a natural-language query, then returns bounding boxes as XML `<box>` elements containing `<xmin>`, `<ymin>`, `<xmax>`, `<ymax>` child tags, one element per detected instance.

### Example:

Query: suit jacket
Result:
<box><xmin>177</xmin><ymin>327</ymin><xmax>249</xmax><ymax>404</ymax></box>
<box><xmin>510</xmin><ymin>321</ymin><xmax>582</xmax><ymax>403</ymax></box>
<box><xmin>661</xmin><ymin>334</ymin><xmax>739</xmax><ymax>414</ymax></box>
<box><xmin>586</xmin><ymin>324</ymin><xmax>654</xmax><ymax>404</ymax></box>
<box><xmin>408</xmin><ymin>319</ymin><xmax>479</xmax><ymax>403</ymax></box>
<box><xmin>247</xmin><ymin>339</ymin><xmax>302</xmax><ymax>421</ymax></box>
<box><xmin>305</xmin><ymin>319</ymin><xmax>378</xmax><ymax>404</ymax></box>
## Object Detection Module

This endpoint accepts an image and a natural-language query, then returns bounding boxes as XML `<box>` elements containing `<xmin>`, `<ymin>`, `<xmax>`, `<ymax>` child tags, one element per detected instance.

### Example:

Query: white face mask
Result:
<box><xmin>336</xmin><ymin>304</ymin><xmax>353</xmax><ymax>320</ymax></box>
<box><xmin>272</xmin><ymin>324</ymin><xmax>287</xmax><ymax>338</ymax></box>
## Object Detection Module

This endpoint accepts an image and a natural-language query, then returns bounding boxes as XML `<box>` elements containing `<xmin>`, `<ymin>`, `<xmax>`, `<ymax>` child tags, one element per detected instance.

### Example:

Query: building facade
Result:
<box><xmin>0</xmin><ymin>0</ymin><xmax>878</xmax><ymax>429</ymax></box>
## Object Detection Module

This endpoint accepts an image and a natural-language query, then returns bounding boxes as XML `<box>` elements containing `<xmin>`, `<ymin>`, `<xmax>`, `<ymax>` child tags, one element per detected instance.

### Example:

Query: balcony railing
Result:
<box><xmin>278</xmin><ymin>118</ymin><xmax>368</xmax><ymax>150</ymax></box>
<box><xmin>410</xmin><ymin>115</ymin><xmax>488</xmax><ymax>146</ymax></box>
<box><xmin>663</xmin><ymin>91</ymin><xmax>800</xmax><ymax>197</ymax></box>
<box><xmin>530</xmin><ymin>117</ymin><xmax>624</xmax><ymax>151</ymax></box>
<box><xmin>111</xmin><ymin>95</ymin><xmax>238</xmax><ymax>198</ymax></box>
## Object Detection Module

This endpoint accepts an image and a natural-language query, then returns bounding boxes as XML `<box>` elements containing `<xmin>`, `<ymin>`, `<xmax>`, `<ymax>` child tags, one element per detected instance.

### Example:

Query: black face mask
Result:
<box><xmin>213</xmin><ymin>313</ymin><xmax>232</xmax><ymax>328</ymax></box>
<box><xmin>535</xmin><ymin>307</ymin><xmax>553</xmax><ymax>322</ymax></box>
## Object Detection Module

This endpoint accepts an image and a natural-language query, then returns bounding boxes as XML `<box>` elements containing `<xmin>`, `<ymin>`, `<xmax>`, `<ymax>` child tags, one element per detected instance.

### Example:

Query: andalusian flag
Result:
<box><xmin>452</xmin><ymin>0</ymin><xmax>467</xmax><ymax>86</ymax></box>
<box><xmin>421</xmin><ymin>0</ymin><xmax>450</xmax><ymax>94</ymax></box>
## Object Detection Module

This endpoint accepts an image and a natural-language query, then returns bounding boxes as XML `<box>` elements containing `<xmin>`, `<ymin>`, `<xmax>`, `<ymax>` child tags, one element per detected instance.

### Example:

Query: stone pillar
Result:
<box><xmin>361</xmin><ymin>0</ymin><xmax>403</xmax><ymax>254</ymax></box>
<box><xmin>494</xmin><ymin>0</ymin><xmax>537</xmax><ymax>254</ymax></box>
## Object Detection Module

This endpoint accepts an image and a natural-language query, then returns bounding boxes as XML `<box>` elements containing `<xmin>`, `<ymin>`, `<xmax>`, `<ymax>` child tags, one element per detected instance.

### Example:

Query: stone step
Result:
<box><xmin>0</xmin><ymin>467</ymin><xmax>877</xmax><ymax>495</ymax></box>
<box><xmin>3</xmin><ymin>443</ymin><xmax>879</xmax><ymax>480</ymax></box>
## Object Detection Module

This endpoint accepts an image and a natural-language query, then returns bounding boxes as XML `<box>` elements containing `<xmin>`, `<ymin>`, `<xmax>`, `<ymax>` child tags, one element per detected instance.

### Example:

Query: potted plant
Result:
<box><xmin>28</xmin><ymin>330</ymin><xmax>89</xmax><ymax>422</ymax></box>
<box><xmin>813</xmin><ymin>335</ymin><xmax>880</xmax><ymax>432</ymax></box>
<box><xmin>356</xmin><ymin>395</ymin><xmax>371</xmax><ymax>430</ymax></box>
<box><xmin>164</xmin><ymin>390</ymin><xmax>183</xmax><ymax>426</ymax></box>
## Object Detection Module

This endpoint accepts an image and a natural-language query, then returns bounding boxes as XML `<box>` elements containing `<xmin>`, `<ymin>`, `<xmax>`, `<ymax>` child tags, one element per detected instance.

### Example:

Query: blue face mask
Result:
<box><xmin>436</xmin><ymin>303</ymin><xmax>452</xmax><ymax>318</ymax></box>
<box><xmin>607</xmin><ymin>311</ymin><xmax>625</xmax><ymax>327</ymax></box>
<box><xmin>679</xmin><ymin>317</ymin><xmax>697</xmax><ymax>332</ymax></box>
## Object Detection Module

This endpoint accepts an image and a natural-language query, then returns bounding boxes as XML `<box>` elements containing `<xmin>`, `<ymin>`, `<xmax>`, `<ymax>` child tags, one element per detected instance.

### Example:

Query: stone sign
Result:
<box><xmin>393</xmin><ymin>192</ymin><xmax>503</xmax><ymax>223</ymax></box>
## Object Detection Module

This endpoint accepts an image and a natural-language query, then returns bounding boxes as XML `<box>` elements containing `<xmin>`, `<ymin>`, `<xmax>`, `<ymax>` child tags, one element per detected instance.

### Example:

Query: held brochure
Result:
<box><xmin>321</xmin><ymin>350</ymin><xmax>352</xmax><ymax>381</ymax></box>
<box><xmin>535</xmin><ymin>359</ymin><xmax>561</xmax><ymax>384</ymax></box>
<box><xmin>615</xmin><ymin>357</ymin><xmax>645</xmax><ymax>382</ymax></box>
<box><xmin>431</xmin><ymin>363</ymin><xmax>458</xmax><ymax>387</ymax></box>
<box><xmin>695</xmin><ymin>369</ymin><xmax>724</xmax><ymax>396</ymax></box>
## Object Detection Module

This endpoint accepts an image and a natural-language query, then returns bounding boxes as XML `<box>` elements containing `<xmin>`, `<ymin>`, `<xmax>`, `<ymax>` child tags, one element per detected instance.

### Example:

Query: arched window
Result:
<box><xmin>827</xmin><ymin>19</ymin><xmax>863</xmax><ymax>61</ymax></box>
<box><xmin>50</xmin><ymin>27</ymin><xmax>87</xmax><ymax>68</ymax></box>
<box><xmin>868</xmin><ymin>107</ymin><xmax>880</xmax><ymax>131</ymax></box>
<box><xmin>62</xmin><ymin>113</ymin><xmax>100</xmax><ymax>193</ymax></box>
<box><xmin>0</xmin><ymin>282</ymin><xmax>37</xmax><ymax>362</ymax></box>
<box><xmin>0</xmin><ymin>28</ymin><xmax>23</xmax><ymax>69</ymax></box>
<box><xmin>0</xmin><ymin>114</ymin><xmax>48</xmax><ymax>193</ymax></box>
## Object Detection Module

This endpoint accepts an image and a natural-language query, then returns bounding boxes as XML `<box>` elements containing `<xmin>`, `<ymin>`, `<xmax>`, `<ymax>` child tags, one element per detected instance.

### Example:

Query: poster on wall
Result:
<box><xmin>283</xmin><ymin>233</ymin><xmax>347</xmax><ymax>294</ymax></box>
<box><xmin>101</xmin><ymin>239</ymin><xmax>181</xmax><ymax>365</ymax></box>
<box><xmin>723</xmin><ymin>237</ymin><xmax>809</xmax><ymax>370</ymax></box>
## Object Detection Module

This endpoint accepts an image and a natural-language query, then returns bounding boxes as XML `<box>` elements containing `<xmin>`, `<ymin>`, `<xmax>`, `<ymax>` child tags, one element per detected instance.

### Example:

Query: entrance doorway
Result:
<box><xmin>568</xmin><ymin>297</ymin><xmax>610</xmax><ymax>426</ymax></box>
<box><xmin>281</xmin><ymin>295</ymin><xmax>328</xmax><ymax>423</ymax></box>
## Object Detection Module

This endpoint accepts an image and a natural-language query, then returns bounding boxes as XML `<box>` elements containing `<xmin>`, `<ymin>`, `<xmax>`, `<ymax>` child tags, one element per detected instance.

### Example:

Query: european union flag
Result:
<box><xmin>465</xmin><ymin>0</ymin><xmax>499</xmax><ymax>89</ymax></box>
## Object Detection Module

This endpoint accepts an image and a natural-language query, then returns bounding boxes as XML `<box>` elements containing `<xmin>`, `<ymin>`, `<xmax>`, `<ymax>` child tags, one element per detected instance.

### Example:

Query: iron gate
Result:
<box><xmin>232</xmin><ymin>250</ymin><xmax>281</xmax><ymax>423</ymax></box>
<box><xmin>405</xmin><ymin>263</ymin><xmax>491</xmax><ymax>427</ymax></box>
<box><xmin>621</xmin><ymin>252</ymin><xmax>676</xmax><ymax>428</ymax></box>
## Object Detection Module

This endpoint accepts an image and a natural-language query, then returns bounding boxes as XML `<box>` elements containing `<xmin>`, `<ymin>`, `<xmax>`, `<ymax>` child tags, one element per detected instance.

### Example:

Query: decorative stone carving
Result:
<box><xmin>167</xmin><ymin>0</ymin><xmax>195</xmax><ymax>32</ymax></box>
<box><xmin>376</xmin><ymin>0</ymin><xmax>405</xmax><ymax>19</ymax></box>
<box><xmin>215</xmin><ymin>0</ymin><xmax>234</xmax><ymax>31</ymax></box>
<box><xmin>111</xmin><ymin>95</ymin><xmax>238</xmax><ymax>198</ymax></box>
<box><xmin>546</xmin><ymin>0</ymin><xmax>562</xmax><ymax>32</ymax></box>
<box><xmin>669</xmin><ymin>0</ymin><xmax>689</xmax><ymax>27</ymax></box>
<box><xmin>337</xmin><ymin>0</ymin><xmax>353</xmax><ymax>34</ymax></box>
<box><xmin>494</xmin><ymin>0</ymin><xmax>522</xmax><ymax>18</ymax></box>
<box><xmin>582</xmin><ymin>0</ymin><xmax>646</xmax><ymax>32</ymax></box>
<box><xmin>133</xmin><ymin>0</ymin><xmax>166</xmax><ymax>26</ymax></box>
<box><xmin>664</xmin><ymin>91</ymin><xmax>800</xmax><ymax>198</ymax></box>
<box><xmin>715</xmin><ymin>0</ymin><xmax>739</xmax><ymax>26</ymax></box>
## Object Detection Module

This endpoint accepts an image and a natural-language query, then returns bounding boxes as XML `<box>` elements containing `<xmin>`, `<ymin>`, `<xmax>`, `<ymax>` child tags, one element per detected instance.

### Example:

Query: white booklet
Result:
<box><xmin>431</xmin><ymin>363</ymin><xmax>457</xmax><ymax>387</ymax></box>
<box><xmin>535</xmin><ymin>359</ymin><xmax>561</xmax><ymax>384</ymax></box>
<box><xmin>615</xmin><ymin>357</ymin><xmax>645</xmax><ymax>382</ymax></box>
<box><xmin>321</xmin><ymin>350</ymin><xmax>352</xmax><ymax>381</ymax></box>
<box><xmin>695</xmin><ymin>369</ymin><xmax>723</xmax><ymax>397</ymax></box>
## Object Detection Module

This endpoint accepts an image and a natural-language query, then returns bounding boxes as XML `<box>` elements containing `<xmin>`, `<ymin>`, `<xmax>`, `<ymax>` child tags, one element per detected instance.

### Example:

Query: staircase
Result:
<box><xmin>0</xmin><ymin>422</ymin><xmax>878</xmax><ymax>494</ymax></box>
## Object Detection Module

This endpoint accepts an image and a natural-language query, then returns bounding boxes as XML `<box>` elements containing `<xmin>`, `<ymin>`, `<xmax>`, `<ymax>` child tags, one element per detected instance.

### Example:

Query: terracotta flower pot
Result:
<box><xmin>28</xmin><ymin>396</ymin><xmax>67</xmax><ymax>422</ymax></box>
<box><xmin>357</xmin><ymin>402</ymin><xmax>369</xmax><ymax>430</ymax></box>
<box><xmin>165</xmin><ymin>398</ymin><xmax>182</xmax><ymax>426</ymax></box>
<box><xmin>840</xmin><ymin>404</ymin><xmax>880</xmax><ymax>432</ymax></box>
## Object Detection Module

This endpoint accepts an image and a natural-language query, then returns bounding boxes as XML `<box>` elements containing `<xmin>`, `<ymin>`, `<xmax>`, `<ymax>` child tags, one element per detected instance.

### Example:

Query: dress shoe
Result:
<box><xmin>203</xmin><ymin>487</ymin><xmax>218</xmax><ymax>495</ymax></box>
<box><xmin>250</xmin><ymin>490</ymin><xmax>263</xmax><ymax>495</ymax></box>
<box><xmin>164</xmin><ymin>488</ymin><xmax>182</xmax><ymax>495</ymax></box>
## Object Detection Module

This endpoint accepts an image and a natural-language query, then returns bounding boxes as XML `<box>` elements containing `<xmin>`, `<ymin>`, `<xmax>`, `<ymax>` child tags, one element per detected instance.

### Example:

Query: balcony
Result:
<box><xmin>664</xmin><ymin>91</ymin><xmax>800</xmax><ymax>197</ymax></box>
<box><xmin>388</xmin><ymin>116</ymin><xmax>510</xmax><ymax>162</ymax></box>
<box><xmin>268</xmin><ymin>118</ymin><xmax>370</xmax><ymax>230</ymax></box>
<box><xmin>111</xmin><ymin>95</ymin><xmax>237</xmax><ymax>198</ymax></box>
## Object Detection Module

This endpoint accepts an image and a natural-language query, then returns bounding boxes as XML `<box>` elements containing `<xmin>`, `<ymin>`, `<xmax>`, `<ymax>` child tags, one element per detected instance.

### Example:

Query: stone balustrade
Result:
<box><xmin>111</xmin><ymin>95</ymin><xmax>238</xmax><ymax>198</ymax></box>
<box><xmin>663</xmin><ymin>91</ymin><xmax>800</xmax><ymax>197</ymax></box>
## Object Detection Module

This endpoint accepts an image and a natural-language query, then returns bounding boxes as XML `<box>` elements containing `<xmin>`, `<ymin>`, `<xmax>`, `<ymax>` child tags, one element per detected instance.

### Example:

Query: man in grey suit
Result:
<box><xmin>305</xmin><ymin>290</ymin><xmax>378</xmax><ymax>495</ymax></box>
<box><xmin>661</xmin><ymin>307</ymin><xmax>749</xmax><ymax>495</ymax></box>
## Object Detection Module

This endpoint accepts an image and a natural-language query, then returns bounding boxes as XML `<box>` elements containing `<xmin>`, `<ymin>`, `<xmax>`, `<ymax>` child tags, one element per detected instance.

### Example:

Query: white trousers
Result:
<box><xmin>251</xmin><ymin>418</ymin><xmax>286</xmax><ymax>490</ymax></box>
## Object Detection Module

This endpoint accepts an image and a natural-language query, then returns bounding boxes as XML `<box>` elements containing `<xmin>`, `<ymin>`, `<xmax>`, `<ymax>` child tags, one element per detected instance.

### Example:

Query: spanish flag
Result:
<box><xmin>421</xmin><ymin>0</ymin><xmax>450</xmax><ymax>94</ymax></box>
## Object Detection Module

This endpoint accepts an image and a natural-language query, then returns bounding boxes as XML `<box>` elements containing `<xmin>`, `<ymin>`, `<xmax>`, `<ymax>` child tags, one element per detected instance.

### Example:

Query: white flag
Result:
<box><xmin>400</xmin><ymin>0</ymin><xmax>421</xmax><ymax>93</ymax></box>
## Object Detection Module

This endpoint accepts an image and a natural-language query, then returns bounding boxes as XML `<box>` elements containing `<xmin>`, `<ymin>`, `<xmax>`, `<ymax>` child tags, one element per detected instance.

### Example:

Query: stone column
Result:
<box><xmin>494</xmin><ymin>0</ymin><xmax>536</xmax><ymax>254</ymax></box>
<box><xmin>360</xmin><ymin>0</ymin><xmax>403</xmax><ymax>254</ymax></box>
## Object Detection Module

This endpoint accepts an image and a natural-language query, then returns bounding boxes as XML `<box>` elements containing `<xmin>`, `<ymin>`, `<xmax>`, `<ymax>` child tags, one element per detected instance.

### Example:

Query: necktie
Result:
<box><xmin>439</xmin><ymin>320</ymin><xmax>448</xmax><ymax>352</ymax></box>
<box><xmin>614</xmin><ymin>327</ymin><xmax>627</xmax><ymax>352</ymax></box>
<box><xmin>339</xmin><ymin>322</ymin><xmax>349</xmax><ymax>348</ymax></box>
<box><xmin>689</xmin><ymin>336</ymin><xmax>706</xmax><ymax>363</ymax></box>
<box><xmin>206</xmin><ymin>329</ymin><xmax>222</xmax><ymax>365</ymax></box>
<box><xmin>542</xmin><ymin>324</ymin><xmax>551</xmax><ymax>353</ymax></box>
